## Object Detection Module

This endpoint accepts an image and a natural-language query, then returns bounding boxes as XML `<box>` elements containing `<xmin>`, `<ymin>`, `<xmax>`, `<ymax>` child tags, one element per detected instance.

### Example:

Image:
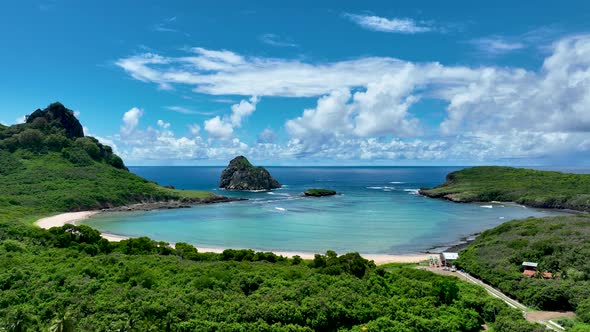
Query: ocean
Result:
<box><xmin>81</xmin><ymin>166</ymin><xmax>579</xmax><ymax>254</ymax></box>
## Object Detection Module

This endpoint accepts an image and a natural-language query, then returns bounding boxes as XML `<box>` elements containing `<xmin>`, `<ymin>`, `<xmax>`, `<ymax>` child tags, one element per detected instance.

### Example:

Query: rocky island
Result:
<box><xmin>219</xmin><ymin>156</ymin><xmax>281</xmax><ymax>191</ymax></box>
<box><xmin>304</xmin><ymin>188</ymin><xmax>337</xmax><ymax>197</ymax></box>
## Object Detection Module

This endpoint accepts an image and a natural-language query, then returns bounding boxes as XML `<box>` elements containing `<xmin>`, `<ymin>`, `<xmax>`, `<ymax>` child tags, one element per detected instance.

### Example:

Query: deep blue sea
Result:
<box><xmin>81</xmin><ymin>166</ymin><xmax>583</xmax><ymax>254</ymax></box>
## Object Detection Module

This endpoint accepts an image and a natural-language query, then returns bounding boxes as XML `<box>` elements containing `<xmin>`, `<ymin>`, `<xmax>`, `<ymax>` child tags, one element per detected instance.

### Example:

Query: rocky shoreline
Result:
<box><xmin>101</xmin><ymin>195</ymin><xmax>246</xmax><ymax>212</ymax></box>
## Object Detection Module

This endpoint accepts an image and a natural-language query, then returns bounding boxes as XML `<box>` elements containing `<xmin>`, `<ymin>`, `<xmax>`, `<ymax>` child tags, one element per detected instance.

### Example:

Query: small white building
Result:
<box><xmin>441</xmin><ymin>252</ymin><xmax>459</xmax><ymax>267</ymax></box>
<box><xmin>522</xmin><ymin>262</ymin><xmax>538</xmax><ymax>269</ymax></box>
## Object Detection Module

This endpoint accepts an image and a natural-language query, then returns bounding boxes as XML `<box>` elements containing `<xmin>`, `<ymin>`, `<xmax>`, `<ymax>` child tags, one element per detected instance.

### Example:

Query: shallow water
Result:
<box><xmin>82</xmin><ymin>166</ymin><xmax>573</xmax><ymax>254</ymax></box>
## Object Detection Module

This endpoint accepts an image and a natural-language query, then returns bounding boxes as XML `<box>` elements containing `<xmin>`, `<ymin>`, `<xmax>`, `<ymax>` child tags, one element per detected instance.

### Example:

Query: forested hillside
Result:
<box><xmin>0</xmin><ymin>102</ymin><xmax>215</xmax><ymax>221</ymax></box>
<box><xmin>0</xmin><ymin>221</ymin><xmax>542</xmax><ymax>331</ymax></box>
<box><xmin>420</xmin><ymin>166</ymin><xmax>590</xmax><ymax>211</ymax></box>
<box><xmin>456</xmin><ymin>215</ymin><xmax>590</xmax><ymax>328</ymax></box>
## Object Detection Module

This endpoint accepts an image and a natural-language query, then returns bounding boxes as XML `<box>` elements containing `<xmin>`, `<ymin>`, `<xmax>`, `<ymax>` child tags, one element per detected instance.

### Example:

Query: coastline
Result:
<box><xmin>34</xmin><ymin>211</ymin><xmax>432</xmax><ymax>264</ymax></box>
<box><xmin>418</xmin><ymin>190</ymin><xmax>590</xmax><ymax>214</ymax></box>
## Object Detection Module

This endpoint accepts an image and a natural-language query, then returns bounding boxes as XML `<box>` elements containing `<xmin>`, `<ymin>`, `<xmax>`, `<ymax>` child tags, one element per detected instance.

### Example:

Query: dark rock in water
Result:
<box><xmin>219</xmin><ymin>156</ymin><xmax>280</xmax><ymax>191</ymax></box>
<box><xmin>26</xmin><ymin>102</ymin><xmax>84</xmax><ymax>139</ymax></box>
<box><xmin>304</xmin><ymin>188</ymin><xmax>337</xmax><ymax>197</ymax></box>
<box><xmin>102</xmin><ymin>196</ymin><xmax>247</xmax><ymax>212</ymax></box>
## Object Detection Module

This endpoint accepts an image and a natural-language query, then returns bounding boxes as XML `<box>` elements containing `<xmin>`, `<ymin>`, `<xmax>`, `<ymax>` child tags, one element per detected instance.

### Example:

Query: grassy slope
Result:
<box><xmin>457</xmin><ymin>215</ymin><xmax>590</xmax><ymax>313</ymax></box>
<box><xmin>0</xmin><ymin>151</ymin><xmax>213</xmax><ymax>222</ymax></box>
<box><xmin>420</xmin><ymin>166</ymin><xmax>590</xmax><ymax>211</ymax></box>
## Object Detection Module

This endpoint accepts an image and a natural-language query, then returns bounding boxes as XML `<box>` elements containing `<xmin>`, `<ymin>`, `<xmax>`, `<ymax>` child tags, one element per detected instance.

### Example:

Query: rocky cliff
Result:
<box><xmin>219</xmin><ymin>156</ymin><xmax>281</xmax><ymax>191</ymax></box>
<box><xmin>26</xmin><ymin>102</ymin><xmax>84</xmax><ymax>139</ymax></box>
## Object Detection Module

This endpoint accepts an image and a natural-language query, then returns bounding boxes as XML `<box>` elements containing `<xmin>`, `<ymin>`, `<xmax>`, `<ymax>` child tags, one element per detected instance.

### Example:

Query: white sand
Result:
<box><xmin>35</xmin><ymin>211</ymin><xmax>100</xmax><ymax>229</ymax></box>
<box><xmin>35</xmin><ymin>211</ymin><xmax>432</xmax><ymax>265</ymax></box>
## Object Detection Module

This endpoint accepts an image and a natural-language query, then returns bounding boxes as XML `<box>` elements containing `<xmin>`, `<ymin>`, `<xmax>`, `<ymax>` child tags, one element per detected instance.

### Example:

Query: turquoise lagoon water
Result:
<box><xmin>82</xmin><ymin>167</ymin><xmax>574</xmax><ymax>254</ymax></box>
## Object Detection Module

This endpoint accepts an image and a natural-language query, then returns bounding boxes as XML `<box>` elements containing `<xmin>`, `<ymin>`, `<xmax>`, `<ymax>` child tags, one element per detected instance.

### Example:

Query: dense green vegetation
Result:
<box><xmin>0</xmin><ymin>104</ymin><xmax>543</xmax><ymax>330</ymax></box>
<box><xmin>456</xmin><ymin>215</ymin><xmax>590</xmax><ymax>328</ymax></box>
<box><xmin>0</xmin><ymin>221</ymin><xmax>542</xmax><ymax>331</ymax></box>
<box><xmin>0</xmin><ymin>102</ymin><xmax>214</xmax><ymax>221</ymax></box>
<box><xmin>420</xmin><ymin>166</ymin><xmax>590</xmax><ymax>211</ymax></box>
<box><xmin>304</xmin><ymin>189</ymin><xmax>337</xmax><ymax>197</ymax></box>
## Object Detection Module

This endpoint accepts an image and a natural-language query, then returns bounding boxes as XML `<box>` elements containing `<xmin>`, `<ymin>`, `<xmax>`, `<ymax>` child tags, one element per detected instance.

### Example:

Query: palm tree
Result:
<box><xmin>48</xmin><ymin>312</ymin><xmax>74</xmax><ymax>332</ymax></box>
<box><xmin>4</xmin><ymin>305</ymin><xmax>35</xmax><ymax>332</ymax></box>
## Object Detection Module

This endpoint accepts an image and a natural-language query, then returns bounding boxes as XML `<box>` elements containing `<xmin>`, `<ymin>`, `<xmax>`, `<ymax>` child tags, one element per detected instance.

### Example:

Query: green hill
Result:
<box><xmin>456</xmin><ymin>215</ymin><xmax>590</xmax><ymax>320</ymax></box>
<box><xmin>420</xmin><ymin>166</ymin><xmax>590</xmax><ymax>211</ymax></box>
<box><xmin>0</xmin><ymin>102</ymin><xmax>215</xmax><ymax>221</ymax></box>
<box><xmin>0</xmin><ymin>104</ymin><xmax>542</xmax><ymax>331</ymax></box>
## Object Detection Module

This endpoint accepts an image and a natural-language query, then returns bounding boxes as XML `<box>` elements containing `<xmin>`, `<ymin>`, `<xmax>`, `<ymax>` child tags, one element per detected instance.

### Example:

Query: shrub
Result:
<box><xmin>107</xmin><ymin>154</ymin><xmax>126</xmax><ymax>169</ymax></box>
<box><xmin>74</xmin><ymin>137</ymin><xmax>101</xmax><ymax>160</ymax></box>
<box><xmin>2</xmin><ymin>239</ymin><xmax>27</xmax><ymax>252</ymax></box>
<box><xmin>44</xmin><ymin>133</ymin><xmax>70</xmax><ymax>151</ymax></box>
<box><xmin>61</xmin><ymin>146</ymin><xmax>93</xmax><ymax>166</ymax></box>
<box><xmin>578</xmin><ymin>299</ymin><xmax>590</xmax><ymax>323</ymax></box>
<box><xmin>16</xmin><ymin>129</ymin><xmax>44</xmax><ymax>151</ymax></box>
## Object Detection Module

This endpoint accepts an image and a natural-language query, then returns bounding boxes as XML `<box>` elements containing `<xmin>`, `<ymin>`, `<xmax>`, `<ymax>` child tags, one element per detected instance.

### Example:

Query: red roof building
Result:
<box><xmin>522</xmin><ymin>270</ymin><xmax>536</xmax><ymax>277</ymax></box>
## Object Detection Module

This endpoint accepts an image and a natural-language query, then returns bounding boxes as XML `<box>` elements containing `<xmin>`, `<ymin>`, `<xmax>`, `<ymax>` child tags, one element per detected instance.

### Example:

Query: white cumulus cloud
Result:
<box><xmin>114</xmin><ymin>34</ymin><xmax>590</xmax><ymax>164</ymax></box>
<box><xmin>204</xmin><ymin>116</ymin><xmax>234</xmax><ymax>140</ymax></box>
<box><xmin>188</xmin><ymin>124</ymin><xmax>201</xmax><ymax>135</ymax></box>
<box><xmin>121</xmin><ymin>107</ymin><xmax>143</xmax><ymax>136</ymax></box>
<box><xmin>203</xmin><ymin>96</ymin><xmax>259</xmax><ymax>140</ymax></box>
<box><xmin>230</xmin><ymin>96</ymin><xmax>259</xmax><ymax>127</ymax></box>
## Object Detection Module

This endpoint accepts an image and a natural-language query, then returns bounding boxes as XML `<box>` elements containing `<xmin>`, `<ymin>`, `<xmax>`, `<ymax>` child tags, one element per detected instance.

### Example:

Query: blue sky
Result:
<box><xmin>1</xmin><ymin>0</ymin><xmax>589</xmax><ymax>165</ymax></box>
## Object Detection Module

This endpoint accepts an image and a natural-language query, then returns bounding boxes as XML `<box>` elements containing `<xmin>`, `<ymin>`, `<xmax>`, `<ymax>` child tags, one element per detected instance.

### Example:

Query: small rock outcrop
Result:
<box><xmin>219</xmin><ymin>156</ymin><xmax>281</xmax><ymax>191</ymax></box>
<box><xmin>304</xmin><ymin>189</ymin><xmax>337</xmax><ymax>197</ymax></box>
<box><xmin>26</xmin><ymin>102</ymin><xmax>84</xmax><ymax>139</ymax></box>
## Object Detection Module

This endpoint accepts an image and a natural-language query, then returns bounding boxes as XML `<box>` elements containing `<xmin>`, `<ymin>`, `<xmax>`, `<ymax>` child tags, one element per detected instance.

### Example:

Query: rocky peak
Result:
<box><xmin>26</xmin><ymin>102</ymin><xmax>84</xmax><ymax>139</ymax></box>
<box><xmin>219</xmin><ymin>156</ymin><xmax>281</xmax><ymax>191</ymax></box>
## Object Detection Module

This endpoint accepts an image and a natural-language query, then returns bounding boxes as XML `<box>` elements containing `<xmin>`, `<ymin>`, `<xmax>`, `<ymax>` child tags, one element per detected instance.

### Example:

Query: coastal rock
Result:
<box><xmin>219</xmin><ymin>156</ymin><xmax>281</xmax><ymax>191</ymax></box>
<box><xmin>102</xmin><ymin>195</ymin><xmax>246</xmax><ymax>212</ymax></box>
<box><xmin>304</xmin><ymin>189</ymin><xmax>337</xmax><ymax>197</ymax></box>
<box><xmin>26</xmin><ymin>102</ymin><xmax>84</xmax><ymax>139</ymax></box>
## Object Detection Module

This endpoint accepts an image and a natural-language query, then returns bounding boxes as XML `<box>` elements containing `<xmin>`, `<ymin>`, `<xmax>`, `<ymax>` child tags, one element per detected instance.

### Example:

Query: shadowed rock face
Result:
<box><xmin>26</xmin><ymin>102</ymin><xmax>84</xmax><ymax>139</ymax></box>
<box><xmin>219</xmin><ymin>156</ymin><xmax>280</xmax><ymax>191</ymax></box>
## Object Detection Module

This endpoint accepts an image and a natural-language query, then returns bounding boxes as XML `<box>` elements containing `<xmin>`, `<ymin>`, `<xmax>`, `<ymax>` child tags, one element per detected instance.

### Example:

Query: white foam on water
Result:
<box><xmin>367</xmin><ymin>186</ymin><xmax>383</xmax><ymax>190</ymax></box>
<box><xmin>480</xmin><ymin>205</ymin><xmax>493</xmax><ymax>209</ymax></box>
<box><xmin>390</xmin><ymin>181</ymin><xmax>405</xmax><ymax>184</ymax></box>
<box><xmin>499</xmin><ymin>217</ymin><xmax>505</xmax><ymax>219</ymax></box>
<box><xmin>267</xmin><ymin>192</ymin><xmax>276</xmax><ymax>195</ymax></box>
<box><xmin>274</xmin><ymin>207</ymin><xmax>286</xmax><ymax>212</ymax></box>
<box><xmin>403</xmin><ymin>189</ymin><xmax>420</xmax><ymax>195</ymax></box>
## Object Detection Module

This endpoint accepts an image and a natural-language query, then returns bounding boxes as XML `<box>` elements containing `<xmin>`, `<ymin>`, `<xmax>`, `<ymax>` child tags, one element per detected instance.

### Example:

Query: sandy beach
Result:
<box><xmin>35</xmin><ymin>211</ymin><xmax>100</xmax><ymax>229</ymax></box>
<box><xmin>35</xmin><ymin>211</ymin><xmax>432</xmax><ymax>265</ymax></box>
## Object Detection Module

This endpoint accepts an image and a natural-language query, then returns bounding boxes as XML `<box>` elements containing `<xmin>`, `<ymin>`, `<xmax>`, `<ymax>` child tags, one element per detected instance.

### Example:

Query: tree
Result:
<box><xmin>61</xmin><ymin>147</ymin><xmax>93</xmax><ymax>166</ymax></box>
<box><xmin>107</xmin><ymin>154</ymin><xmax>126</xmax><ymax>169</ymax></box>
<box><xmin>16</xmin><ymin>129</ymin><xmax>44</xmax><ymax>151</ymax></box>
<box><xmin>44</xmin><ymin>134</ymin><xmax>69</xmax><ymax>151</ymax></box>
<box><xmin>74</xmin><ymin>137</ymin><xmax>101</xmax><ymax>160</ymax></box>
<box><xmin>3</xmin><ymin>305</ymin><xmax>35</xmax><ymax>332</ymax></box>
<box><xmin>434</xmin><ymin>279</ymin><xmax>460</xmax><ymax>305</ymax></box>
<box><xmin>578</xmin><ymin>299</ymin><xmax>590</xmax><ymax>323</ymax></box>
<box><xmin>49</xmin><ymin>311</ymin><xmax>75</xmax><ymax>332</ymax></box>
